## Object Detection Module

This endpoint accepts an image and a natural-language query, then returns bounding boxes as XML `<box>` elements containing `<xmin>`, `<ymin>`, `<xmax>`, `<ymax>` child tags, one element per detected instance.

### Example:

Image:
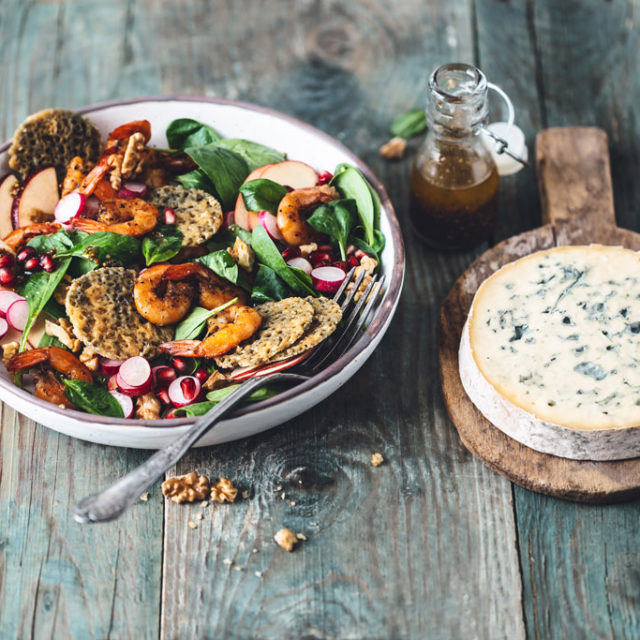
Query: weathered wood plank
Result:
<box><xmin>0</xmin><ymin>2</ymin><xmax>164</xmax><ymax>638</ymax></box>
<box><xmin>475</xmin><ymin>1</ymin><xmax>640</xmax><ymax>638</ymax></box>
<box><xmin>158</xmin><ymin>1</ymin><xmax>525</xmax><ymax>638</ymax></box>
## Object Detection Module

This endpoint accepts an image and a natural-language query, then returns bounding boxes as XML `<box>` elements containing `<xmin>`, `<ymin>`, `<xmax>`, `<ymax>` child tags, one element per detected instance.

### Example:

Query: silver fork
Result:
<box><xmin>75</xmin><ymin>267</ymin><xmax>384</xmax><ymax>523</ymax></box>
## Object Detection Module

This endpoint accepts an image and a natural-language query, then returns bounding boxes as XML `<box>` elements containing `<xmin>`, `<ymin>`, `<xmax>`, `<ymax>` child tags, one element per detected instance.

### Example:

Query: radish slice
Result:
<box><xmin>117</xmin><ymin>182</ymin><xmax>147</xmax><ymax>198</ymax></box>
<box><xmin>0</xmin><ymin>291</ymin><xmax>23</xmax><ymax>317</ymax></box>
<box><xmin>258</xmin><ymin>210</ymin><xmax>284</xmax><ymax>242</ymax></box>
<box><xmin>229</xmin><ymin>350</ymin><xmax>311</xmax><ymax>381</ymax></box>
<box><xmin>224</xmin><ymin>210</ymin><xmax>235</xmax><ymax>229</ymax></box>
<box><xmin>0</xmin><ymin>317</ymin><xmax>8</xmax><ymax>340</ymax></box>
<box><xmin>286</xmin><ymin>257</ymin><xmax>313</xmax><ymax>275</ymax></box>
<box><xmin>168</xmin><ymin>375</ymin><xmax>201</xmax><ymax>407</ymax></box>
<box><xmin>164</xmin><ymin>208</ymin><xmax>176</xmax><ymax>224</ymax></box>
<box><xmin>110</xmin><ymin>390</ymin><xmax>134</xmax><ymax>419</ymax></box>
<box><xmin>100</xmin><ymin>358</ymin><xmax>123</xmax><ymax>375</ymax></box>
<box><xmin>6</xmin><ymin>298</ymin><xmax>29</xmax><ymax>331</ymax></box>
<box><xmin>311</xmin><ymin>266</ymin><xmax>346</xmax><ymax>293</ymax></box>
<box><xmin>118</xmin><ymin>356</ymin><xmax>152</xmax><ymax>388</ymax></box>
<box><xmin>152</xmin><ymin>365</ymin><xmax>177</xmax><ymax>389</ymax></box>
<box><xmin>54</xmin><ymin>192</ymin><xmax>86</xmax><ymax>223</ymax></box>
<box><xmin>115</xmin><ymin>373</ymin><xmax>152</xmax><ymax>397</ymax></box>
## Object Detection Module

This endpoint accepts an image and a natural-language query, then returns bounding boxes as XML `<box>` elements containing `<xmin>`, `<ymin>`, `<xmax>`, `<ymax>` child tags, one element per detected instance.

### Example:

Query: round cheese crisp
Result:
<box><xmin>460</xmin><ymin>245</ymin><xmax>640</xmax><ymax>460</ymax></box>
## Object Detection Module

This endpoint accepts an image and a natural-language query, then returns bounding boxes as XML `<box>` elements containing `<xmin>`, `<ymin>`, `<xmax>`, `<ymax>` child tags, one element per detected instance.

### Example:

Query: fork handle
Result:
<box><xmin>74</xmin><ymin>372</ymin><xmax>307</xmax><ymax>524</ymax></box>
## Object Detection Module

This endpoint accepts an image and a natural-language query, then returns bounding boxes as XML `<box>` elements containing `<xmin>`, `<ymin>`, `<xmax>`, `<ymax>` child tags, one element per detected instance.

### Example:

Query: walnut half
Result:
<box><xmin>210</xmin><ymin>477</ymin><xmax>238</xmax><ymax>503</ymax></box>
<box><xmin>162</xmin><ymin>472</ymin><xmax>210</xmax><ymax>503</ymax></box>
<box><xmin>274</xmin><ymin>528</ymin><xmax>299</xmax><ymax>552</ymax></box>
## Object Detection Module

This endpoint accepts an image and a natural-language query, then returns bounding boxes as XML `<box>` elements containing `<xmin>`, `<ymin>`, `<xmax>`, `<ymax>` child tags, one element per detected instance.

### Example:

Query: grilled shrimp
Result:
<box><xmin>276</xmin><ymin>185</ymin><xmax>339</xmax><ymax>246</ymax></box>
<box><xmin>133</xmin><ymin>262</ymin><xmax>246</xmax><ymax>326</ymax></box>
<box><xmin>7</xmin><ymin>346</ymin><xmax>93</xmax><ymax>408</ymax></box>
<box><xmin>3</xmin><ymin>222</ymin><xmax>62</xmax><ymax>251</ymax></box>
<box><xmin>160</xmin><ymin>304</ymin><xmax>262</xmax><ymax>358</ymax></box>
<box><xmin>69</xmin><ymin>198</ymin><xmax>159</xmax><ymax>237</ymax></box>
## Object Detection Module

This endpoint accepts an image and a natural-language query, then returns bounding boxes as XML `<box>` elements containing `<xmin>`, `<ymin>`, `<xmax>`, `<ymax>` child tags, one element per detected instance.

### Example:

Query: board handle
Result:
<box><xmin>536</xmin><ymin>127</ymin><xmax>616</xmax><ymax>227</ymax></box>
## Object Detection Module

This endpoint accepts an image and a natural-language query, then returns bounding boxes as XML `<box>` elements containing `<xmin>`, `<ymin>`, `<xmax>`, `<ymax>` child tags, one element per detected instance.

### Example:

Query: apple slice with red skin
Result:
<box><xmin>234</xmin><ymin>160</ymin><xmax>319</xmax><ymax>231</ymax></box>
<box><xmin>0</xmin><ymin>174</ymin><xmax>19</xmax><ymax>239</ymax></box>
<box><xmin>11</xmin><ymin>166</ymin><xmax>59</xmax><ymax>229</ymax></box>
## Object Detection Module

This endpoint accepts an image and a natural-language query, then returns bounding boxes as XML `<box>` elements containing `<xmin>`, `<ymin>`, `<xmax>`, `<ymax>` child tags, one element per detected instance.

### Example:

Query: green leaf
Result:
<box><xmin>175</xmin><ymin>384</ymin><xmax>281</xmax><ymax>416</ymax></box>
<box><xmin>185</xmin><ymin>144</ymin><xmax>249</xmax><ymax>210</ymax></box>
<box><xmin>197</xmin><ymin>249</ymin><xmax>251</xmax><ymax>291</ymax></box>
<box><xmin>56</xmin><ymin>232</ymin><xmax>140</xmax><ymax>266</ymax></box>
<box><xmin>68</xmin><ymin>257</ymin><xmax>97</xmax><ymax>277</ymax></box>
<box><xmin>213</xmin><ymin>139</ymin><xmax>285</xmax><ymax>171</ymax></box>
<box><xmin>239</xmin><ymin>179</ymin><xmax>288</xmax><ymax>214</ymax></box>
<box><xmin>174</xmin><ymin>297</ymin><xmax>238</xmax><ymax>340</ymax></box>
<box><xmin>38</xmin><ymin>333</ymin><xmax>68</xmax><ymax>350</ymax></box>
<box><xmin>390</xmin><ymin>108</ymin><xmax>427</xmax><ymax>139</ymax></box>
<box><xmin>251</xmin><ymin>264</ymin><xmax>290</xmax><ymax>302</ymax></box>
<box><xmin>27</xmin><ymin>229</ymin><xmax>82</xmax><ymax>254</ymax></box>
<box><xmin>142</xmin><ymin>225</ymin><xmax>184</xmax><ymax>266</ymax></box>
<box><xmin>308</xmin><ymin>199</ymin><xmax>357</xmax><ymax>260</ymax></box>
<box><xmin>250</xmin><ymin>225</ymin><xmax>317</xmax><ymax>297</ymax></box>
<box><xmin>18</xmin><ymin>258</ymin><xmax>71</xmax><ymax>352</ymax></box>
<box><xmin>63</xmin><ymin>379</ymin><xmax>124</xmax><ymax>418</ymax></box>
<box><xmin>175</xmin><ymin>168</ymin><xmax>217</xmax><ymax>196</ymax></box>
<box><xmin>350</xmin><ymin>234</ymin><xmax>385</xmax><ymax>265</ymax></box>
<box><xmin>166</xmin><ymin>118</ymin><xmax>221</xmax><ymax>149</ymax></box>
<box><xmin>330</xmin><ymin>166</ymin><xmax>375</xmax><ymax>245</ymax></box>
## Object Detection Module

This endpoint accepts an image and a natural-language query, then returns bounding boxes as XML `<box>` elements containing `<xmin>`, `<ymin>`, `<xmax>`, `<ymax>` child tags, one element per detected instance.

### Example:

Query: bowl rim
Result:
<box><xmin>0</xmin><ymin>95</ymin><xmax>405</xmax><ymax>428</ymax></box>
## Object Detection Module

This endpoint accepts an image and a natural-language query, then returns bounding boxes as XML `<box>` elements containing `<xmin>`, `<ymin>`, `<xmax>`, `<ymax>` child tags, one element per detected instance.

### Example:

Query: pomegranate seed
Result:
<box><xmin>0</xmin><ymin>268</ymin><xmax>15</xmax><ymax>286</ymax></box>
<box><xmin>348</xmin><ymin>256</ymin><xmax>360</xmax><ymax>268</ymax></box>
<box><xmin>309</xmin><ymin>250</ymin><xmax>333</xmax><ymax>265</ymax></box>
<box><xmin>333</xmin><ymin>260</ymin><xmax>348</xmax><ymax>272</ymax></box>
<box><xmin>354</xmin><ymin>249</ymin><xmax>368</xmax><ymax>260</ymax></box>
<box><xmin>0</xmin><ymin>252</ymin><xmax>12</xmax><ymax>268</ymax></box>
<box><xmin>194</xmin><ymin>369</ymin><xmax>209</xmax><ymax>383</ymax></box>
<box><xmin>157</xmin><ymin>388</ymin><xmax>171</xmax><ymax>406</ymax></box>
<box><xmin>17</xmin><ymin>248</ymin><xmax>34</xmax><ymax>263</ymax></box>
<box><xmin>180</xmin><ymin>377</ymin><xmax>198</xmax><ymax>400</ymax></box>
<box><xmin>40</xmin><ymin>254</ymin><xmax>55</xmax><ymax>272</ymax></box>
<box><xmin>172</xmin><ymin>357</ymin><xmax>188</xmax><ymax>374</ymax></box>
<box><xmin>164</xmin><ymin>208</ymin><xmax>176</xmax><ymax>224</ymax></box>
<box><xmin>317</xmin><ymin>170</ymin><xmax>333</xmax><ymax>185</ymax></box>
<box><xmin>315</xmin><ymin>260</ymin><xmax>332</xmax><ymax>269</ymax></box>
<box><xmin>281</xmin><ymin>246</ymin><xmax>301</xmax><ymax>260</ymax></box>
<box><xmin>24</xmin><ymin>257</ymin><xmax>40</xmax><ymax>271</ymax></box>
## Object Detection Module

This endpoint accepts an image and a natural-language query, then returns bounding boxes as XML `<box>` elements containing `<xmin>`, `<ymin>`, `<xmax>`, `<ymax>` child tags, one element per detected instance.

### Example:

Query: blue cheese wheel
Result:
<box><xmin>459</xmin><ymin>245</ymin><xmax>640</xmax><ymax>460</ymax></box>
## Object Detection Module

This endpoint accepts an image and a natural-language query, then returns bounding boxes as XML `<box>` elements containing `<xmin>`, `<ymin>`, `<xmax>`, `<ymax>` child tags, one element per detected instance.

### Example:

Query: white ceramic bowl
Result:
<box><xmin>0</xmin><ymin>97</ymin><xmax>404</xmax><ymax>448</ymax></box>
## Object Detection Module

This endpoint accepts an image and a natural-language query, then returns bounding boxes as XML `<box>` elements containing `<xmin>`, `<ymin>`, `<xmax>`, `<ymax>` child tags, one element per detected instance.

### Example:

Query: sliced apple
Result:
<box><xmin>11</xmin><ymin>166</ymin><xmax>59</xmax><ymax>229</ymax></box>
<box><xmin>0</xmin><ymin>174</ymin><xmax>19</xmax><ymax>239</ymax></box>
<box><xmin>234</xmin><ymin>161</ymin><xmax>319</xmax><ymax>231</ymax></box>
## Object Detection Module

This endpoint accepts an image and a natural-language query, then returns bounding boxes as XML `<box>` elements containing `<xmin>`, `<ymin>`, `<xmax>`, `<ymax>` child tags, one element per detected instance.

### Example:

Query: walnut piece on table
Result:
<box><xmin>274</xmin><ymin>528</ymin><xmax>299</xmax><ymax>552</ymax></box>
<box><xmin>371</xmin><ymin>452</ymin><xmax>384</xmax><ymax>467</ymax></box>
<box><xmin>162</xmin><ymin>472</ymin><xmax>210</xmax><ymax>503</ymax></box>
<box><xmin>210</xmin><ymin>477</ymin><xmax>238</xmax><ymax>503</ymax></box>
<box><xmin>379</xmin><ymin>136</ymin><xmax>408</xmax><ymax>160</ymax></box>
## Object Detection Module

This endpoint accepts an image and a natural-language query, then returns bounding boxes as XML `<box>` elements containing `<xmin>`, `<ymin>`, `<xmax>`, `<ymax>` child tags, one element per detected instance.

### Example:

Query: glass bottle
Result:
<box><xmin>410</xmin><ymin>63</ymin><xmax>499</xmax><ymax>250</ymax></box>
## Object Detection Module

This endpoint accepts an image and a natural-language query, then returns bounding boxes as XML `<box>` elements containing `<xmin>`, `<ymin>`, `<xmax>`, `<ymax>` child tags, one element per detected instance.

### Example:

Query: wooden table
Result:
<box><xmin>1</xmin><ymin>1</ymin><xmax>638</xmax><ymax>638</ymax></box>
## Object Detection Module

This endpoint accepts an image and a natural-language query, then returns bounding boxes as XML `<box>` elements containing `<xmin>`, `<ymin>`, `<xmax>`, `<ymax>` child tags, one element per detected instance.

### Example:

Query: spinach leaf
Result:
<box><xmin>331</xmin><ymin>166</ymin><xmax>375</xmax><ymax>245</ymax></box>
<box><xmin>390</xmin><ymin>108</ymin><xmax>427</xmax><ymax>139</ymax></box>
<box><xmin>198</xmin><ymin>249</ymin><xmax>251</xmax><ymax>291</ymax></box>
<box><xmin>38</xmin><ymin>333</ymin><xmax>68</xmax><ymax>350</ymax></box>
<box><xmin>174</xmin><ymin>297</ymin><xmax>238</xmax><ymax>340</ymax></box>
<box><xmin>175</xmin><ymin>168</ymin><xmax>217</xmax><ymax>195</ymax></box>
<box><xmin>43</xmin><ymin>298</ymin><xmax>66</xmax><ymax>320</ymax></box>
<box><xmin>56</xmin><ymin>232</ymin><xmax>140</xmax><ymax>266</ymax></box>
<box><xmin>185</xmin><ymin>144</ymin><xmax>249</xmax><ymax>210</ymax></box>
<box><xmin>142</xmin><ymin>225</ymin><xmax>183</xmax><ymax>266</ymax></box>
<box><xmin>63</xmin><ymin>379</ymin><xmax>124</xmax><ymax>418</ymax></box>
<box><xmin>213</xmin><ymin>139</ymin><xmax>285</xmax><ymax>171</ymax></box>
<box><xmin>251</xmin><ymin>264</ymin><xmax>290</xmax><ymax>302</ymax></box>
<box><xmin>68</xmin><ymin>257</ymin><xmax>97</xmax><ymax>277</ymax></box>
<box><xmin>18</xmin><ymin>258</ymin><xmax>71</xmax><ymax>351</ymax></box>
<box><xmin>27</xmin><ymin>229</ymin><xmax>83</xmax><ymax>254</ymax></box>
<box><xmin>174</xmin><ymin>385</ymin><xmax>280</xmax><ymax>417</ymax></box>
<box><xmin>166</xmin><ymin>118</ymin><xmax>220</xmax><ymax>149</ymax></box>
<box><xmin>351</xmin><ymin>232</ymin><xmax>385</xmax><ymax>265</ymax></box>
<box><xmin>239</xmin><ymin>179</ymin><xmax>287</xmax><ymax>214</ymax></box>
<box><xmin>308</xmin><ymin>199</ymin><xmax>357</xmax><ymax>260</ymax></box>
<box><xmin>250</xmin><ymin>225</ymin><xmax>317</xmax><ymax>297</ymax></box>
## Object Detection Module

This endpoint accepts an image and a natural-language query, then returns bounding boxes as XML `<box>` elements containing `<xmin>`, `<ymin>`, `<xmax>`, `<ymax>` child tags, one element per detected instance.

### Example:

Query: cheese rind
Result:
<box><xmin>460</xmin><ymin>245</ymin><xmax>640</xmax><ymax>461</ymax></box>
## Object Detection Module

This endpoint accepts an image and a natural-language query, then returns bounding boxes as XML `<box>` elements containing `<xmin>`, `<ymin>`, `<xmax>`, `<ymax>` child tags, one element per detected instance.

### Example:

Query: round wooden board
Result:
<box><xmin>437</xmin><ymin>127</ymin><xmax>640</xmax><ymax>504</ymax></box>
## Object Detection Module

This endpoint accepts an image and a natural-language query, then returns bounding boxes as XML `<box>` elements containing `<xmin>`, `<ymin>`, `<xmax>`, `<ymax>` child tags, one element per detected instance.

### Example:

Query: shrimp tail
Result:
<box><xmin>159</xmin><ymin>340</ymin><xmax>201</xmax><ymax>357</ymax></box>
<box><xmin>68</xmin><ymin>218</ymin><xmax>110</xmax><ymax>233</ymax></box>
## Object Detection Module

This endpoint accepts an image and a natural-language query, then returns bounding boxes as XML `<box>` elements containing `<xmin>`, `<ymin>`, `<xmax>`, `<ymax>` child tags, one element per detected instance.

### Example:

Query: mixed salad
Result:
<box><xmin>0</xmin><ymin>110</ymin><xmax>385</xmax><ymax>419</ymax></box>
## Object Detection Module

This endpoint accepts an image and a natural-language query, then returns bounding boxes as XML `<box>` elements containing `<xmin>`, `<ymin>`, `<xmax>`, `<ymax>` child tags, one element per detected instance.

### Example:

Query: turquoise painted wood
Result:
<box><xmin>0</xmin><ymin>0</ymin><xmax>638</xmax><ymax>638</ymax></box>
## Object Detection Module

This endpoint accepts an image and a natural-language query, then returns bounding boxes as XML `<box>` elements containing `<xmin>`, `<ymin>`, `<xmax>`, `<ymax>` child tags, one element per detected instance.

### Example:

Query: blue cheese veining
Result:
<box><xmin>459</xmin><ymin>245</ymin><xmax>640</xmax><ymax>460</ymax></box>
